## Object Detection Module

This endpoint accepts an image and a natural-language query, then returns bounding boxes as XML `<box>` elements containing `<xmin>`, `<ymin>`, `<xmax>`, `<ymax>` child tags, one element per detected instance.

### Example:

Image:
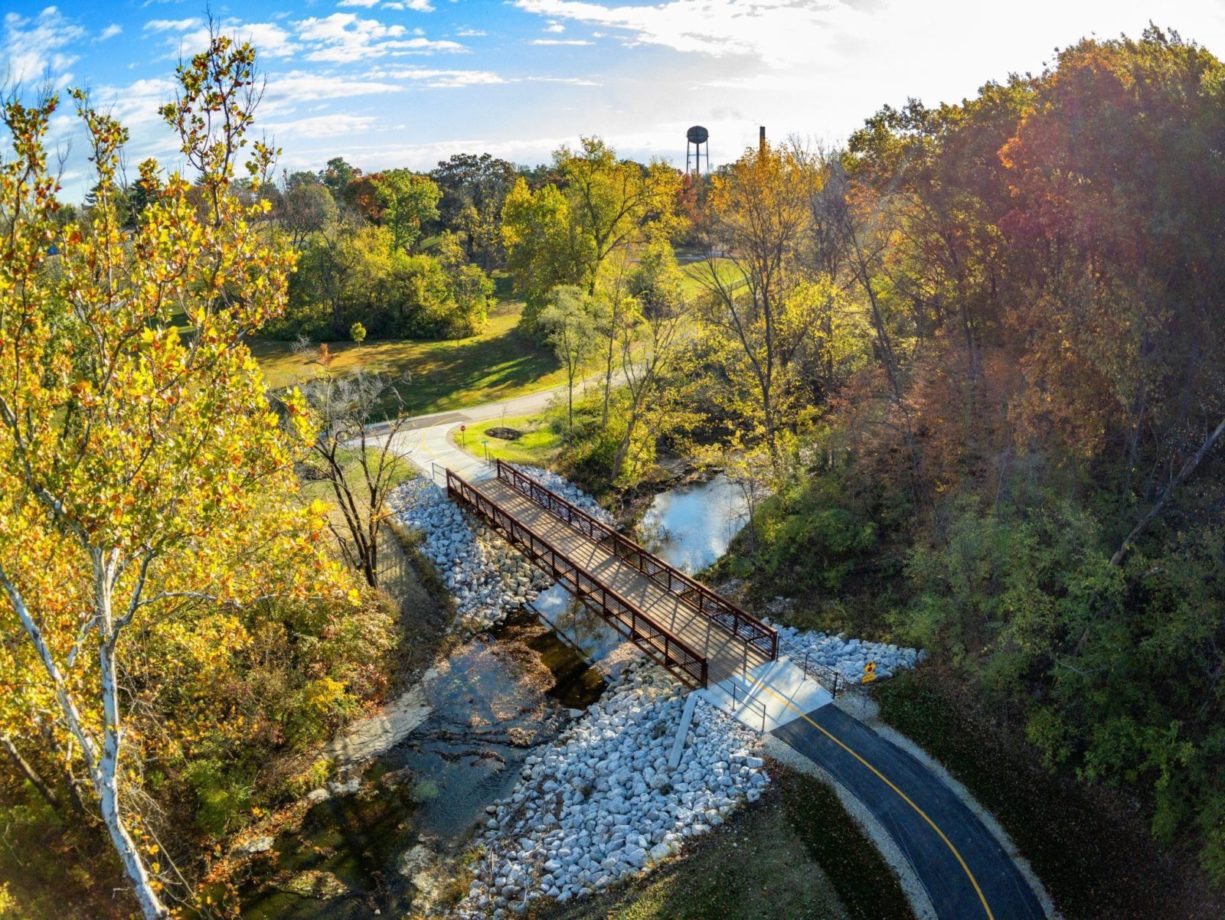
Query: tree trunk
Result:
<box><xmin>1</xmin><ymin>734</ymin><xmax>61</xmax><ymax>813</ymax></box>
<box><xmin>98</xmin><ymin>638</ymin><xmax>168</xmax><ymax>919</ymax></box>
<box><xmin>601</xmin><ymin>300</ymin><xmax>617</xmax><ymax>429</ymax></box>
<box><xmin>567</xmin><ymin>371</ymin><xmax>575</xmax><ymax>429</ymax></box>
<box><xmin>1111</xmin><ymin>413</ymin><xmax>1225</xmax><ymax>566</ymax></box>
<box><xmin>611</xmin><ymin>413</ymin><xmax>638</xmax><ymax>483</ymax></box>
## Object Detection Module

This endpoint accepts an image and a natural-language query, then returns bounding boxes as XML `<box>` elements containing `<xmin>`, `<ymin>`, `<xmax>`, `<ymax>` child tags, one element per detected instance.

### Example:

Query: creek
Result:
<box><xmin>234</xmin><ymin>472</ymin><xmax>750</xmax><ymax>917</ymax></box>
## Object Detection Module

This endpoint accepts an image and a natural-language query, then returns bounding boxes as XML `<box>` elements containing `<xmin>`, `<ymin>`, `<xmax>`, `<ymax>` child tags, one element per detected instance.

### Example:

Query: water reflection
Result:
<box><xmin>638</xmin><ymin>473</ymin><xmax>750</xmax><ymax>574</ymax></box>
<box><xmin>530</xmin><ymin>583</ymin><xmax>624</xmax><ymax>664</ymax></box>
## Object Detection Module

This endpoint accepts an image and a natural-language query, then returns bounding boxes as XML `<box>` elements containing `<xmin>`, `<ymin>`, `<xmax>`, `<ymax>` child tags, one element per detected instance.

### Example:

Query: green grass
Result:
<box><xmin>875</xmin><ymin>668</ymin><xmax>1224</xmax><ymax>920</ymax></box>
<box><xmin>778</xmin><ymin>770</ymin><xmax>913</xmax><ymax>919</ymax></box>
<box><xmin>451</xmin><ymin>413</ymin><xmax>563</xmax><ymax>466</ymax></box>
<box><xmin>300</xmin><ymin>446</ymin><xmax>417</xmax><ymax>505</ymax></box>
<box><xmin>679</xmin><ymin>256</ymin><xmax>738</xmax><ymax>299</ymax></box>
<box><xmin>247</xmin><ymin>259</ymin><xmax>731</xmax><ymax>422</ymax></box>
<box><xmin>250</xmin><ymin>300</ymin><xmax>565</xmax><ymax>419</ymax></box>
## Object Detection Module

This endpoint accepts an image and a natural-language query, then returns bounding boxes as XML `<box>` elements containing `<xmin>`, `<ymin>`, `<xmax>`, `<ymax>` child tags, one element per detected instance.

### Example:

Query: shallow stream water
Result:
<box><xmin>638</xmin><ymin>473</ymin><xmax>751</xmax><ymax>574</ymax></box>
<box><xmin>235</xmin><ymin>611</ymin><xmax>605</xmax><ymax>918</ymax></box>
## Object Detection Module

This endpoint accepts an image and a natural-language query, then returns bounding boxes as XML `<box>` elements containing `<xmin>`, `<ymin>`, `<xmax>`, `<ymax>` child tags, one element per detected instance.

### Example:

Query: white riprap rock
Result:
<box><xmin>454</xmin><ymin>660</ymin><xmax>768</xmax><ymax>916</ymax></box>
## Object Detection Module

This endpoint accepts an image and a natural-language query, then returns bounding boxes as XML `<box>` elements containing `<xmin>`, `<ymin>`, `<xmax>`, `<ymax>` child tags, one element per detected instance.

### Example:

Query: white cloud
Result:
<box><xmin>2</xmin><ymin>7</ymin><xmax>86</xmax><ymax>83</ymax></box>
<box><xmin>545</xmin><ymin>21</ymin><xmax>565</xmax><ymax>33</ymax></box>
<box><xmin>527</xmin><ymin>75</ymin><xmax>601</xmax><ymax>86</ymax></box>
<box><xmin>531</xmin><ymin>38</ymin><xmax>592</xmax><ymax>46</ymax></box>
<box><xmin>369</xmin><ymin>65</ymin><xmax>507</xmax><ymax>87</ymax></box>
<box><xmin>514</xmin><ymin>0</ymin><xmax>858</xmax><ymax>63</ymax></box>
<box><xmin>144</xmin><ymin>18</ymin><xmax>202</xmax><ymax>33</ymax></box>
<box><xmin>265</xmin><ymin>113</ymin><xmax>378</xmax><ymax>138</ymax></box>
<box><xmin>297</xmin><ymin>13</ymin><xmax>463</xmax><ymax>61</ymax></box>
<box><xmin>92</xmin><ymin>77</ymin><xmax>179</xmax><ymax>129</ymax></box>
<box><xmin>265</xmin><ymin>70</ymin><xmax>403</xmax><ymax>103</ymax></box>
<box><xmin>456</xmin><ymin>27</ymin><xmax>486</xmax><ymax>37</ymax></box>
<box><xmin>338</xmin><ymin>0</ymin><xmax>381</xmax><ymax>7</ymax></box>
<box><xmin>155</xmin><ymin>20</ymin><xmax>300</xmax><ymax>60</ymax></box>
<box><xmin>98</xmin><ymin>24</ymin><xmax>122</xmax><ymax>41</ymax></box>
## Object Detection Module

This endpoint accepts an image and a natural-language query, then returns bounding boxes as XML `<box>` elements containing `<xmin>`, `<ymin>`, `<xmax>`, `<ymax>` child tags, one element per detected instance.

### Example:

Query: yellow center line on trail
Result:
<box><xmin>756</xmin><ymin>682</ymin><xmax>995</xmax><ymax>920</ymax></box>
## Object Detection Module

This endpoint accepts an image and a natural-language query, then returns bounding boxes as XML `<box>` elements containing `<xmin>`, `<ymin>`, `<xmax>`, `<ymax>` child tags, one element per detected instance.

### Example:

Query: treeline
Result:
<box><xmin>264</xmin><ymin>154</ymin><xmax>514</xmax><ymax>340</ymax></box>
<box><xmin>669</xmin><ymin>27</ymin><xmax>1225</xmax><ymax>883</ymax></box>
<box><xmin>75</xmin><ymin>151</ymin><xmax>524</xmax><ymax>341</ymax></box>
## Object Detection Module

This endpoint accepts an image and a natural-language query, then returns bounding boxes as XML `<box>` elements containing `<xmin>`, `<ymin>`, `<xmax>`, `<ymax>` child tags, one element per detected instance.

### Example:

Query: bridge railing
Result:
<box><xmin>494</xmin><ymin>459</ymin><xmax>778</xmax><ymax>660</ymax></box>
<box><xmin>447</xmin><ymin>469</ymin><xmax>709</xmax><ymax>687</ymax></box>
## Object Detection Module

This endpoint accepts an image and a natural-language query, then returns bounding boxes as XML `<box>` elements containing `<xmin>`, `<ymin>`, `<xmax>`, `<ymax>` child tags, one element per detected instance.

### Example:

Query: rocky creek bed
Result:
<box><xmin>456</xmin><ymin>658</ymin><xmax>768</xmax><ymax>917</ymax></box>
<box><xmin>771</xmin><ymin>621</ymin><xmax>924</xmax><ymax>682</ymax></box>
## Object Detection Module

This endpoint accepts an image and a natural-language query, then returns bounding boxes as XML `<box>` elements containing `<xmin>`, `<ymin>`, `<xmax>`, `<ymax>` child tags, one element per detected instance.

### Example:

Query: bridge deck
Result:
<box><xmin>475</xmin><ymin>477</ymin><xmax>770</xmax><ymax>684</ymax></box>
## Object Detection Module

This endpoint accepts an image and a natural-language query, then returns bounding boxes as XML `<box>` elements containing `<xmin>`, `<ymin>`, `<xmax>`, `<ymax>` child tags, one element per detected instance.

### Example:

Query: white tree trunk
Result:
<box><xmin>1</xmin><ymin>558</ymin><xmax>168</xmax><ymax>918</ymax></box>
<box><xmin>99</xmin><ymin>637</ymin><xmax>168</xmax><ymax>919</ymax></box>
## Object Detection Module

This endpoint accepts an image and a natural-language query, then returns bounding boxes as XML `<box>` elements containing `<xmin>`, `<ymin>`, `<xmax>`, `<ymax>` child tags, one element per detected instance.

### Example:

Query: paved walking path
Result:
<box><xmin>373</xmin><ymin>375</ymin><xmax>618</xmax><ymax>484</ymax></box>
<box><xmin>770</xmin><ymin>700</ymin><xmax>1046</xmax><ymax>920</ymax></box>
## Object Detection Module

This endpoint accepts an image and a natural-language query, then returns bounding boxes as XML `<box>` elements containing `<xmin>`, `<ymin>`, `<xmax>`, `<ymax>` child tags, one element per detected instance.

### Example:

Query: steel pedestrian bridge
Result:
<box><xmin>445</xmin><ymin>460</ymin><xmax>777</xmax><ymax>686</ymax></box>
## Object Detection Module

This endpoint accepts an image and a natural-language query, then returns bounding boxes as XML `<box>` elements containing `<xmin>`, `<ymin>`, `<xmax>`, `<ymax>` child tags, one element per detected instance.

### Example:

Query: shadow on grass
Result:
<box><xmin>252</xmin><ymin>314</ymin><xmax>562</xmax><ymax>421</ymax></box>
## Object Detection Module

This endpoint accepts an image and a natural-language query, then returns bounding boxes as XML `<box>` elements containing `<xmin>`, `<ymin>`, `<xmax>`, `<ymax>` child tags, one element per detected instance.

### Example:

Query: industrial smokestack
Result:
<box><xmin>759</xmin><ymin>125</ymin><xmax>766</xmax><ymax>154</ymax></box>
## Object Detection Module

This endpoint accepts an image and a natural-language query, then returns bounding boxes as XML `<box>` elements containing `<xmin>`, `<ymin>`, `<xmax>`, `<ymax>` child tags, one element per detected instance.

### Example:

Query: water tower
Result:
<box><xmin>686</xmin><ymin>125</ymin><xmax>710</xmax><ymax>177</ymax></box>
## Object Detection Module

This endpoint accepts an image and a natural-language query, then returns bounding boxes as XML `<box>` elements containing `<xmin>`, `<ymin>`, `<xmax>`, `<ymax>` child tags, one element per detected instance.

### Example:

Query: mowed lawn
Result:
<box><xmin>250</xmin><ymin>301</ymin><xmax>565</xmax><ymax>419</ymax></box>
<box><xmin>450</xmin><ymin>413</ymin><xmax>564</xmax><ymax>466</ymax></box>
<box><xmin>250</xmin><ymin>258</ymin><xmax>730</xmax><ymax>421</ymax></box>
<box><xmin>678</xmin><ymin>254</ymin><xmax>738</xmax><ymax>298</ymax></box>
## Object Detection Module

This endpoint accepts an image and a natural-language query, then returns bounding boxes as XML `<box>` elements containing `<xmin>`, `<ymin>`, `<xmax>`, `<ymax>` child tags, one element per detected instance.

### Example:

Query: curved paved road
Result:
<box><xmin>770</xmin><ymin>699</ymin><xmax>1045</xmax><ymax>920</ymax></box>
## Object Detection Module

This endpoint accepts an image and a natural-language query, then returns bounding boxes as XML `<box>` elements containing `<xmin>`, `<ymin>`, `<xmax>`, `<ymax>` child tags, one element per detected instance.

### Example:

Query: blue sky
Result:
<box><xmin>4</xmin><ymin>0</ymin><xmax>1225</xmax><ymax>200</ymax></box>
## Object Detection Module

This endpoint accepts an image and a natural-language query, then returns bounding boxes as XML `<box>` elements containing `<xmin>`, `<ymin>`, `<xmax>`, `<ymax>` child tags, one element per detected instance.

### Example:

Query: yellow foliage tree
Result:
<box><xmin>0</xmin><ymin>36</ymin><xmax>351</xmax><ymax>919</ymax></box>
<box><xmin>699</xmin><ymin>142</ymin><xmax>823</xmax><ymax>463</ymax></box>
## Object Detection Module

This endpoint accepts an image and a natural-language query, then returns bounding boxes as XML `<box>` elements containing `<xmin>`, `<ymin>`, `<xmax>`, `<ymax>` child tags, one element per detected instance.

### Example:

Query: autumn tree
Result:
<box><xmin>501</xmin><ymin>177</ymin><xmax>587</xmax><ymax>327</ymax></box>
<box><xmin>502</xmin><ymin>137</ymin><xmax>683</xmax><ymax>343</ymax></box>
<box><xmin>997</xmin><ymin>29</ymin><xmax>1225</xmax><ymax>557</ymax></box>
<box><xmin>299</xmin><ymin>373</ymin><xmax>409</xmax><ymax>588</ymax></box>
<box><xmin>608</xmin><ymin>242</ymin><xmax>687</xmax><ymax>482</ymax></box>
<box><xmin>373</xmin><ymin>168</ymin><xmax>441</xmax><ymax>252</ymax></box>
<box><xmin>0</xmin><ymin>35</ymin><xmax>350</xmax><ymax>919</ymax></box>
<box><xmin>539</xmin><ymin>286</ymin><xmax>603</xmax><ymax>429</ymax></box>
<box><xmin>555</xmin><ymin>137</ymin><xmax>683</xmax><ymax>291</ymax></box>
<box><xmin>319</xmin><ymin>155</ymin><xmax>359</xmax><ymax>202</ymax></box>
<box><xmin>698</xmin><ymin>142</ymin><xmax>822</xmax><ymax>464</ymax></box>
<box><xmin>430</xmin><ymin>152</ymin><xmax>517</xmax><ymax>269</ymax></box>
<box><xmin>275</xmin><ymin>171</ymin><xmax>338</xmax><ymax>248</ymax></box>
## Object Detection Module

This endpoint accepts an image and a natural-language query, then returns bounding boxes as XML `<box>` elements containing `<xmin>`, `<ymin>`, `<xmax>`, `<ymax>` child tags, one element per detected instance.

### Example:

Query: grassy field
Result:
<box><xmin>300</xmin><ymin>446</ymin><xmax>417</xmax><ymax>505</ymax></box>
<box><xmin>533</xmin><ymin>766</ymin><xmax>911</xmax><ymax>920</ymax></box>
<box><xmin>678</xmin><ymin>255</ymin><xmax>738</xmax><ymax>299</ymax></box>
<box><xmin>249</xmin><ymin>260</ymin><xmax>732</xmax><ymax>421</ymax></box>
<box><xmin>450</xmin><ymin>413</ymin><xmax>563</xmax><ymax>466</ymax></box>
<box><xmin>251</xmin><ymin>301</ymin><xmax>565</xmax><ymax>419</ymax></box>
